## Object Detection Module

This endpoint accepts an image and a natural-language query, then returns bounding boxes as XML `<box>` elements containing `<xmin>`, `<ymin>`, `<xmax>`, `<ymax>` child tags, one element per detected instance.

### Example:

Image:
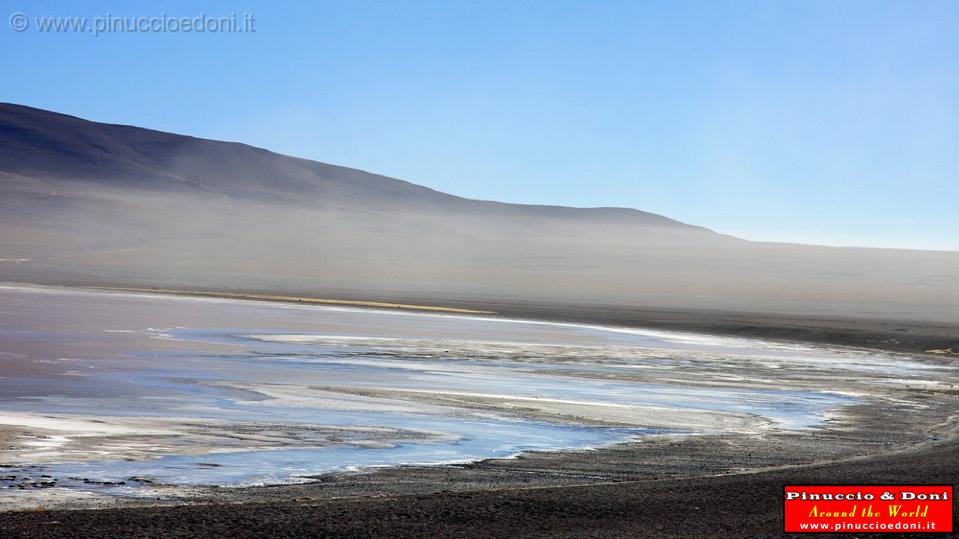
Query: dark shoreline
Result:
<box><xmin>3</xmin><ymin>417</ymin><xmax>958</xmax><ymax>538</ymax></box>
<box><xmin>4</xmin><ymin>436</ymin><xmax>958</xmax><ymax>538</ymax></box>
<box><xmin>2</xmin><ymin>283</ymin><xmax>958</xmax><ymax>537</ymax></box>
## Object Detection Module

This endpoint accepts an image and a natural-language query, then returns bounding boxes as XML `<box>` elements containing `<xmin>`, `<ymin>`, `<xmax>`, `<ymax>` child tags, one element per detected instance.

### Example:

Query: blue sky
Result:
<box><xmin>2</xmin><ymin>1</ymin><xmax>957</xmax><ymax>249</ymax></box>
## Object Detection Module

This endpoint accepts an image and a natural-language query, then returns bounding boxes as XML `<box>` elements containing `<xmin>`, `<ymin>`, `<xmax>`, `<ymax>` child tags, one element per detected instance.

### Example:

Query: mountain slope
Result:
<box><xmin>1</xmin><ymin>103</ymin><xmax>958</xmax><ymax>322</ymax></box>
<box><xmin>0</xmin><ymin>103</ymin><xmax>704</xmax><ymax>228</ymax></box>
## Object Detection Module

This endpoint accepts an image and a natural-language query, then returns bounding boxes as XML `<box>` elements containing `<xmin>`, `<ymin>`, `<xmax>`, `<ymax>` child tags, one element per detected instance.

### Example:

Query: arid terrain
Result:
<box><xmin>1</xmin><ymin>105</ymin><xmax>958</xmax><ymax>536</ymax></box>
<box><xmin>2</xmin><ymin>103</ymin><xmax>959</xmax><ymax>323</ymax></box>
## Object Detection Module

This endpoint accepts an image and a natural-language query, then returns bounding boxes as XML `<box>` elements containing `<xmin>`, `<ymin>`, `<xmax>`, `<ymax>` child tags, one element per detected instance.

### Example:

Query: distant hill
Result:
<box><xmin>0</xmin><ymin>103</ymin><xmax>705</xmax><ymax>228</ymax></box>
<box><xmin>2</xmin><ymin>103</ymin><xmax>958</xmax><ymax>322</ymax></box>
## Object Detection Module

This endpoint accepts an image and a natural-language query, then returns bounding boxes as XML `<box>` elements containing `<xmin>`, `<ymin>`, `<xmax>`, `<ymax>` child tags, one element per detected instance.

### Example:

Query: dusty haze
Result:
<box><xmin>1</xmin><ymin>103</ymin><xmax>958</xmax><ymax>322</ymax></box>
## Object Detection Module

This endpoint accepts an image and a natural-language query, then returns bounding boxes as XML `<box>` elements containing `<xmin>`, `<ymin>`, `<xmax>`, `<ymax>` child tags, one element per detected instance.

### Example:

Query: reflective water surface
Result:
<box><xmin>3</xmin><ymin>285</ymin><xmax>937</xmax><ymax>496</ymax></box>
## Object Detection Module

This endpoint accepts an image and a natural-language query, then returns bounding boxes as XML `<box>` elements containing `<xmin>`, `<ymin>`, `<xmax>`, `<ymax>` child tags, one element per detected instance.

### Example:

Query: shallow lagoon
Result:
<box><xmin>2</xmin><ymin>285</ymin><xmax>935</xmax><ymax>495</ymax></box>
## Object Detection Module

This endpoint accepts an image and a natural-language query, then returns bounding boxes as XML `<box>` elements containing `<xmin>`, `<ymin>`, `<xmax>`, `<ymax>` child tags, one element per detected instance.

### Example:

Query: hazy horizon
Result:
<box><xmin>3</xmin><ymin>100</ymin><xmax>956</xmax><ymax>254</ymax></box>
<box><xmin>3</xmin><ymin>102</ymin><xmax>959</xmax><ymax>325</ymax></box>
<box><xmin>3</xmin><ymin>1</ymin><xmax>956</xmax><ymax>250</ymax></box>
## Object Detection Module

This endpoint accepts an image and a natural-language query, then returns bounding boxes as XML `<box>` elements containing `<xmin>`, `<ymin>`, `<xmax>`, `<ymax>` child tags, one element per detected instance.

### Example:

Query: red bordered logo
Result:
<box><xmin>784</xmin><ymin>484</ymin><xmax>954</xmax><ymax>534</ymax></box>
